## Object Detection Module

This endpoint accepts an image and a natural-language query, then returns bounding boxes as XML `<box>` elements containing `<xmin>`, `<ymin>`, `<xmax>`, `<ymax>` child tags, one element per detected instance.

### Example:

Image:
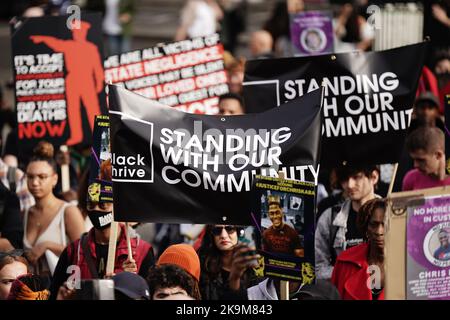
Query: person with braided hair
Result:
<box><xmin>331</xmin><ymin>198</ymin><xmax>386</xmax><ymax>300</ymax></box>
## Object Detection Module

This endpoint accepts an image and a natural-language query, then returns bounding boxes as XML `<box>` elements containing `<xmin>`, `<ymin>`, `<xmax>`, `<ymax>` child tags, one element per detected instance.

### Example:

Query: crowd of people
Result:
<box><xmin>0</xmin><ymin>0</ymin><xmax>449</xmax><ymax>301</ymax></box>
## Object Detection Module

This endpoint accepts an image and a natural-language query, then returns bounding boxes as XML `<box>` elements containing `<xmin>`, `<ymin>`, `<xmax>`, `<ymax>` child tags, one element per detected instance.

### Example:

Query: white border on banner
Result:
<box><xmin>242</xmin><ymin>80</ymin><xmax>281</xmax><ymax>106</ymax></box>
<box><xmin>109</xmin><ymin>110</ymin><xmax>154</xmax><ymax>183</ymax></box>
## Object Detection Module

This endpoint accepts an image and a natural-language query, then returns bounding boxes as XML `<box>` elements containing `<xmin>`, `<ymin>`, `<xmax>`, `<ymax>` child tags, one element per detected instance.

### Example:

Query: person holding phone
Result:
<box><xmin>197</xmin><ymin>224</ymin><xmax>260</xmax><ymax>300</ymax></box>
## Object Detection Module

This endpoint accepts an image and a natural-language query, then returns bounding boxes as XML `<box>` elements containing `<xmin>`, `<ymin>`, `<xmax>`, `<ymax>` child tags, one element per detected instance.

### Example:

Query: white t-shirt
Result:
<box><xmin>182</xmin><ymin>0</ymin><xmax>217</xmax><ymax>38</ymax></box>
<box><xmin>103</xmin><ymin>0</ymin><xmax>122</xmax><ymax>36</ymax></box>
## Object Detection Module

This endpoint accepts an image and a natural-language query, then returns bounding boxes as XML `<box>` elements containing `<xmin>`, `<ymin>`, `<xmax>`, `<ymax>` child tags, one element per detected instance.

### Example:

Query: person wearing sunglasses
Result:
<box><xmin>197</xmin><ymin>224</ymin><xmax>260</xmax><ymax>300</ymax></box>
<box><xmin>0</xmin><ymin>250</ymin><xmax>29</xmax><ymax>299</ymax></box>
<box><xmin>23</xmin><ymin>141</ymin><xmax>85</xmax><ymax>277</ymax></box>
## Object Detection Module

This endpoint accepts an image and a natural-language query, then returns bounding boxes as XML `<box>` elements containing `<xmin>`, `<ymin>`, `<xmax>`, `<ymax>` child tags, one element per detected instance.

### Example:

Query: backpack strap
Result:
<box><xmin>7</xmin><ymin>166</ymin><xmax>16</xmax><ymax>193</ymax></box>
<box><xmin>80</xmin><ymin>233</ymin><xmax>99</xmax><ymax>279</ymax></box>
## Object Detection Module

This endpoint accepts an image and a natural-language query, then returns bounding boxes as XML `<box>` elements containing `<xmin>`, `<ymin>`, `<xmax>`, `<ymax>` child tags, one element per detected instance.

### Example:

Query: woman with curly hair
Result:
<box><xmin>331</xmin><ymin>198</ymin><xmax>386</xmax><ymax>300</ymax></box>
<box><xmin>198</xmin><ymin>225</ymin><xmax>260</xmax><ymax>300</ymax></box>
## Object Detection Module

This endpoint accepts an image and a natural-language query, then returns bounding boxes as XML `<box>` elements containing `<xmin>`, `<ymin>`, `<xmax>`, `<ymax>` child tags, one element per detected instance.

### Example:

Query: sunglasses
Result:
<box><xmin>0</xmin><ymin>249</ymin><xmax>25</xmax><ymax>259</ymax></box>
<box><xmin>211</xmin><ymin>226</ymin><xmax>237</xmax><ymax>236</ymax></box>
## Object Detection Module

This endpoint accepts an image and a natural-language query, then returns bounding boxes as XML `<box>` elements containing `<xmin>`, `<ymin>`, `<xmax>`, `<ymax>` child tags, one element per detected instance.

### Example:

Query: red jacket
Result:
<box><xmin>66</xmin><ymin>223</ymin><xmax>152</xmax><ymax>279</ymax></box>
<box><xmin>331</xmin><ymin>243</ymin><xmax>384</xmax><ymax>300</ymax></box>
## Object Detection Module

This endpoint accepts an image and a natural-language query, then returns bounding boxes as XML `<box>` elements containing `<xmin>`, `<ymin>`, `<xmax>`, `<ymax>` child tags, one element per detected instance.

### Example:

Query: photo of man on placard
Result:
<box><xmin>262</xmin><ymin>195</ymin><xmax>304</xmax><ymax>257</ymax></box>
<box><xmin>434</xmin><ymin>229</ymin><xmax>450</xmax><ymax>261</ymax></box>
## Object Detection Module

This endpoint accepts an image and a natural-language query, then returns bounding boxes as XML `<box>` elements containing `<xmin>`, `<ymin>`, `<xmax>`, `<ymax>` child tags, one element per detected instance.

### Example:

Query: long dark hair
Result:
<box><xmin>198</xmin><ymin>225</ymin><xmax>226</xmax><ymax>277</ymax></box>
<box><xmin>197</xmin><ymin>225</ymin><xmax>245</xmax><ymax>277</ymax></box>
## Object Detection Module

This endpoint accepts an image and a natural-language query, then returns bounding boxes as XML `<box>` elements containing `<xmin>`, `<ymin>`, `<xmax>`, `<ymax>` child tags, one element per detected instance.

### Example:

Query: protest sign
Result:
<box><xmin>445</xmin><ymin>95</ymin><xmax>450</xmax><ymax>174</ymax></box>
<box><xmin>385</xmin><ymin>186</ymin><xmax>450</xmax><ymax>299</ymax></box>
<box><xmin>108</xmin><ymin>85</ymin><xmax>323</xmax><ymax>224</ymax></box>
<box><xmin>104</xmin><ymin>33</ymin><xmax>228</xmax><ymax>115</ymax></box>
<box><xmin>290</xmin><ymin>11</ymin><xmax>334</xmax><ymax>56</ymax></box>
<box><xmin>11</xmin><ymin>13</ymin><xmax>107</xmax><ymax>157</ymax></box>
<box><xmin>406</xmin><ymin>195</ymin><xmax>450</xmax><ymax>299</ymax></box>
<box><xmin>88</xmin><ymin>115</ymin><xmax>113</xmax><ymax>203</ymax></box>
<box><xmin>243</xmin><ymin>42</ymin><xmax>427</xmax><ymax>167</ymax></box>
<box><xmin>254</xmin><ymin>175</ymin><xmax>315</xmax><ymax>283</ymax></box>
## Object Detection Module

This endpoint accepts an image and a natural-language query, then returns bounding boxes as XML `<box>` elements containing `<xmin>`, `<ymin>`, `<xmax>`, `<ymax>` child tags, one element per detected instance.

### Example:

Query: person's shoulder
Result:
<box><xmin>402</xmin><ymin>169</ymin><xmax>422</xmax><ymax>188</ymax></box>
<box><xmin>404</xmin><ymin>168</ymin><xmax>421</xmax><ymax>179</ymax></box>
<box><xmin>336</xmin><ymin>242</ymin><xmax>368</xmax><ymax>264</ymax></box>
<box><xmin>63</xmin><ymin>201</ymin><xmax>81</xmax><ymax>215</ymax></box>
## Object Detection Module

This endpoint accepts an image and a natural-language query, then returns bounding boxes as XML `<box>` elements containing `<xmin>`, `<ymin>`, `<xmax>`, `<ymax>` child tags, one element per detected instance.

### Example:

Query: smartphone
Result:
<box><xmin>74</xmin><ymin>279</ymin><xmax>115</xmax><ymax>300</ymax></box>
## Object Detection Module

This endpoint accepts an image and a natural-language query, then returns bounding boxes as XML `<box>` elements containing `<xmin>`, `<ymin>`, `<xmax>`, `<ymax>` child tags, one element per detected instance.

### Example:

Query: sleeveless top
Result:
<box><xmin>23</xmin><ymin>202</ymin><xmax>72</xmax><ymax>276</ymax></box>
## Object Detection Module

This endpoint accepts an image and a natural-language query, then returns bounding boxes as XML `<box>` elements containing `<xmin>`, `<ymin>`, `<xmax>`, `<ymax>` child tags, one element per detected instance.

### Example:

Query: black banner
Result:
<box><xmin>11</xmin><ymin>13</ymin><xmax>107</xmax><ymax>158</ymax></box>
<box><xmin>243</xmin><ymin>42</ymin><xmax>427</xmax><ymax>167</ymax></box>
<box><xmin>108</xmin><ymin>85</ymin><xmax>323</xmax><ymax>224</ymax></box>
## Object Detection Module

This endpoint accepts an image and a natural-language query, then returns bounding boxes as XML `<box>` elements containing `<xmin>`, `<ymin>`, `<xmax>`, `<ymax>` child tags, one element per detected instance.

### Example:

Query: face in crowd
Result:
<box><xmin>439</xmin><ymin>230</ymin><xmax>449</xmax><ymax>248</ymax></box>
<box><xmin>410</xmin><ymin>148</ymin><xmax>442</xmax><ymax>176</ymax></box>
<box><xmin>340</xmin><ymin>170</ymin><xmax>378</xmax><ymax>203</ymax></box>
<box><xmin>366</xmin><ymin>207</ymin><xmax>385</xmax><ymax>250</ymax></box>
<box><xmin>87</xmin><ymin>201</ymin><xmax>113</xmax><ymax>230</ymax></box>
<box><xmin>26</xmin><ymin>160</ymin><xmax>58</xmax><ymax>199</ymax></box>
<box><xmin>0</xmin><ymin>256</ymin><xmax>28</xmax><ymax>300</ymax></box>
<box><xmin>153</xmin><ymin>287</ymin><xmax>194</xmax><ymax>300</ymax></box>
<box><xmin>414</xmin><ymin>101</ymin><xmax>439</xmax><ymax>126</ymax></box>
<box><xmin>212</xmin><ymin>225</ymin><xmax>238</xmax><ymax>251</ymax></box>
<box><xmin>218</xmin><ymin>98</ymin><xmax>244</xmax><ymax>116</ymax></box>
<box><xmin>268</xmin><ymin>203</ymin><xmax>284</xmax><ymax>229</ymax></box>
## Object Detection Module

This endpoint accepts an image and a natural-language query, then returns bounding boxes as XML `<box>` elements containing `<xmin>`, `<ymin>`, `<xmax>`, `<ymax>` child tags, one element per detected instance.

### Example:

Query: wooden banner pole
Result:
<box><xmin>277</xmin><ymin>170</ymin><xmax>289</xmax><ymax>300</ymax></box>
<box><xmin>125</xmin><ymin>223</ymin><xmax>133</xmax><ymax>261</ymax></box>
<box><xmin>387</xmin><ymin>163</ymin><xmax>399</xmax><ymax>197</ymax></box>
<box><xmin>59</xmin><ymin>145</ymin><xmax>70</xmax><ymax>193</ymax></box>
<box><xmin>105</xmin><ymin>208</ymin><xmax>118</xmax><ymax>277</ymax></box>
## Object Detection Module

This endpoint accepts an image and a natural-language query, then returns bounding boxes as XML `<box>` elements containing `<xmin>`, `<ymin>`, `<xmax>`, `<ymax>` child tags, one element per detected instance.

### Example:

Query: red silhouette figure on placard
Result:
<box><xmin>30</xmin><ymin>20</ymin><xmax>104</xmax><ymax>146</ymax></box>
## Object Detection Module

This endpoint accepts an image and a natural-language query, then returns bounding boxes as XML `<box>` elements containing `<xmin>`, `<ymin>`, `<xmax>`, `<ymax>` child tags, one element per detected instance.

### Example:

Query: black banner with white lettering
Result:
<box><xmin>108</xmin><ymin>85</ymin><xmax>323</xmax><ymax>224</ymax></box>
<box><xmin>243</xmin><ymin>42</ymin><xmax>427</xmax><ymax>167</ymax></box>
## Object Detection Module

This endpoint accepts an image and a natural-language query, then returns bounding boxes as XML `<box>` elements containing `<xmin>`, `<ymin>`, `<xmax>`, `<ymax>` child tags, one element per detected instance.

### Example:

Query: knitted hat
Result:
<box><xmin>157</xmin><ymin>244</ymin><xmax>200</xmax><ymax>282</ymax></box>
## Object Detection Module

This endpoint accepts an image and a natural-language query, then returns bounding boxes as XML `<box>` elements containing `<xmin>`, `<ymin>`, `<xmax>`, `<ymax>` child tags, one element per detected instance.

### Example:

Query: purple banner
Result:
<box><xmin>407</xmin><ymin>195</ymin><xmax>450</xmax><ymax>300</ymax></box>
<box><xmin>290</xmin><ymin>11</ymin><xmax>334</xmax><ymax>57</ymax></box>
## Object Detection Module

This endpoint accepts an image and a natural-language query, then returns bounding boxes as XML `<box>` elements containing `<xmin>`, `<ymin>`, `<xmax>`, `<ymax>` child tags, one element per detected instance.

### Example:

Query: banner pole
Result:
<box><xmin>387</xmin><ymin>163</ymin><xmax>399</xmax><ymax>197</ymax></box>
<box><xmin>276</xmin><ymin>170</ymin><xmax>290</xmax><ymax>300</ymax></box>
<box><xmin>125</xmin><ymin>223</ymin><xmax>133</xmax><ymax>261</ymax></box>
<box><xmin>106</xmin><ymin>208</ymin><xmax>118</xmax><ymax>277</ymax></box>
<box><xmin>59</xmin><ymin>145</ymin><xmax>70</xmax><ymax>193</ymax></box>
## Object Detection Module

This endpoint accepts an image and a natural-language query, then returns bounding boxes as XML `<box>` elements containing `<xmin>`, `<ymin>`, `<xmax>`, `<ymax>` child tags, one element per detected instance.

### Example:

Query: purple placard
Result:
<box><xmin>407</xmin><ymin>195</ymin><xmax>450</xmax><ymax>300</ymax></box>
<box><xmin>290</xmin><ymin>11</ymin><xmax>334</xmax><ymax>56</ymax></box>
